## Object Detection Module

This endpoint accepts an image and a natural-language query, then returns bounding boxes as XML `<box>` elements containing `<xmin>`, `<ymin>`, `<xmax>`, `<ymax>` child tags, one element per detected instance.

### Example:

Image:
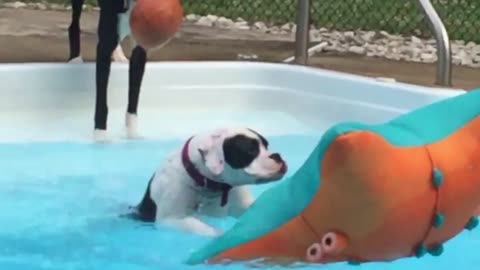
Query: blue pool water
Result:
<box><xmin>0</xmin><ymin>135</ymin><xmax>479</xmax><ymax>270</ymax></box>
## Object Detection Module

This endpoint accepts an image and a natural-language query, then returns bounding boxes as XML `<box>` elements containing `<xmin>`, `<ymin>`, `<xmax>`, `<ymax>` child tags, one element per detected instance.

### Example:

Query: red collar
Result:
<box><xmin>181</xmin><ymin>137</ymin><xmax>232</xmax><ymax>207</ymax></box>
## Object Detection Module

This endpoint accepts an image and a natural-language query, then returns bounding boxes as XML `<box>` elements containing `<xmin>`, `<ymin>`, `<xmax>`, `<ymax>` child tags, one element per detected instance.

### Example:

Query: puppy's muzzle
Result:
<box><xmin>269</xmin><ymin>153</ymin><xmax>288</xmax><ymax>174</ymax></box>
<box><xmin>255</xmin><ymin>153</ymin><xmax>288</xmax><ymax>184</ymax></box>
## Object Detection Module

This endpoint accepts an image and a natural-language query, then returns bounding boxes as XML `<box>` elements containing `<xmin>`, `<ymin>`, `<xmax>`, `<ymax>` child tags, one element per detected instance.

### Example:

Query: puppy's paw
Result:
<box><xmin>112</xmin><ymin>45</ymin><xmax>129</xmax><ymax>63</ymax></box>
<box><xmin>68</xmin><ymin>56</ymin><xmax>84</xmax><ymax>64</ymax></box>
<box><xmin>125</xmin><ymin>113</ymin><xmax>143</xmax><ymax>139</ymax></box>
<box><xmin>213</xmin><ymin>228</ymin><xmax>224</xmax><ymax>237</ymax></box>
<box><xmin>200</xmin><ymin>227</ymin><xmax>224</xmax><ymax>238</ymax></box>
<box><xmin>93</xmin><ymin>129</ymin><xmax>110</xmax><ymax>143</ymax></box>
<box><xmin>164</xmin><ymin>217</ymin><xmax>223</xmax><ymax>238</ymax></box>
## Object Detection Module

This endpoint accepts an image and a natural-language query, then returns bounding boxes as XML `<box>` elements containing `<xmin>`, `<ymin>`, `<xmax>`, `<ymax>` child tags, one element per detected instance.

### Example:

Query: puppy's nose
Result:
<box><xmin>269</xmin><ymin>153</ymin><xmax>283</xmax><ymax>163</ymax></box>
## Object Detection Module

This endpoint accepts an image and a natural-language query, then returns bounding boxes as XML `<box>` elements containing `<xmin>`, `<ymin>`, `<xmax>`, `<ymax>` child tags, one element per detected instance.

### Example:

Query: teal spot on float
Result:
<box><xmin>347</xmin><ymin>260</ymin><xmax>361</xmax><ymax>265</ymax></box>
<box><xmin>415</xmin><ymin>244</ymin><xmax>427</xmax><ymax>258</ymax></box>
<box><xmin>465</xmin><ymin>216</ymin><xmax>479</xmax><ymax>230</ymax></box>
<box><xmin>428</xmin><ymin>244</ymin><xmax>444</xmax><ymax>256</ymax></box>
<box><xmin>432</xmin><ymin>168</ymin><xmax>443</xmax><ymax>187</ymax></box>
<box><xmin>432</xmin><ymin>212</ymin><xmax>444</xmax><ymax>228</ymax></box>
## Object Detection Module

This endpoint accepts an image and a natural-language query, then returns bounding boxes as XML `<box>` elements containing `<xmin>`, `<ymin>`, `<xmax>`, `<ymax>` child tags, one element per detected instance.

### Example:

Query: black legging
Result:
<box><xmin>94</xmin><ymin>0</ymin><xmax>147</xmax><ymax>130</ymax></box>
<box><xmin>68</xmin><ymin>0</ymin><xmax>84</xmax><ymax>60</ymax></box>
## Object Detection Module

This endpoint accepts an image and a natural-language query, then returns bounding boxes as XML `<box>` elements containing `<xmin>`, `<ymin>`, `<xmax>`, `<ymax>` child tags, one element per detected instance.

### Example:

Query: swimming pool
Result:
<box><xmin>0</xmin><ymin>61</ymin><xmax>477</xmax><ymax>269</ymax></box>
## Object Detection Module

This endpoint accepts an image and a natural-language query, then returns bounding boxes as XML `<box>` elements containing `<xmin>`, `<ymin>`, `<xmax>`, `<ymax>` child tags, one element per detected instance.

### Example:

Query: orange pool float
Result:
<box><xmin>129</xmin><ymin>0</ymin><xmax>183</xmax><ymax>50</ymax></box>
<box><xmin>186</xmin><ymin>89</ymin><xmax>480</xmax><ymax>266</ymax></box>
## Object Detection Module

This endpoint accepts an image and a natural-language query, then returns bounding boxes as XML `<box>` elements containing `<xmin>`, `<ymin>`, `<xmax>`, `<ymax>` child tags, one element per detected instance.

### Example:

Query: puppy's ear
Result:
<box><xmin>198</xmin><ymin>134</ymin><xmax>224</xmax><ymax>176</ymax></box>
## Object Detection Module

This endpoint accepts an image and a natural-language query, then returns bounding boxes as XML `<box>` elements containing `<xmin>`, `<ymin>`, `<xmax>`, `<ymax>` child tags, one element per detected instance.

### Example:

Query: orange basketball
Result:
<box><xmin>129</xmin><ymin>0</ymin><xmax>183</xmax><ymax>50</ymax></box>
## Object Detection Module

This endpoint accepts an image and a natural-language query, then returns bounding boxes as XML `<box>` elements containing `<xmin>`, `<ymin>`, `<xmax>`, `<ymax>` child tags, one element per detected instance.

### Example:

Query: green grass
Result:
<box><xmin>6</xmin><ymin>0</ymin><xmax>480</xmax><ymax>42</ymax></box>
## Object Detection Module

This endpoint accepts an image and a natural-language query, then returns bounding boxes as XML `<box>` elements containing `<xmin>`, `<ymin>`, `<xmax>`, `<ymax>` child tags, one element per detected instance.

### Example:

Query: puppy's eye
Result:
<box><xmin>223</xmin><ymin>135</ymin><xmax>260</xmax><ymax>169</ymax></box>
<box><xmin>244</xmin><ymin>140</ymin><xmax>259</xmax><ymax>153</ymax></box>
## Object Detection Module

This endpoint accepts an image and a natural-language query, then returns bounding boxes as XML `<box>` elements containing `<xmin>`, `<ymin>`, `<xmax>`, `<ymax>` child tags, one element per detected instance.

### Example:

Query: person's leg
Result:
<box><xmin>125</xmin><ymin>45</ymin><xmax>147</xmax><ymax>138</ymax></box>
<box><xmin>68</xmin><ymin>0</ymin><xmax>84</xmax><ymax>62</ymax></box>
<box><xmin>94</xmin><ymin>0</ymin><xmax>119</xmax><ymax>140</ymax></box>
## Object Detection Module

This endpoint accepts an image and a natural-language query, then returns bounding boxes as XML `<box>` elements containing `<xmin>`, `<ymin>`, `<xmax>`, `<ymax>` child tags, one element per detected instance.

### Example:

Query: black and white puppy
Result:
<box><xmin>68</xmin><ymin>0</ymin><xmax>129</xmax><ymax>63</ymax></box>
<box><xmin>128</xmin><ymin>127</ymin><xmax>288</xmax><ymax>236</ymax></box>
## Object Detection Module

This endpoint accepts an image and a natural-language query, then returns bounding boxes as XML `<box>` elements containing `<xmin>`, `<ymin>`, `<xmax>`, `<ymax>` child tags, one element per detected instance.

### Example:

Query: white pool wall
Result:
<box><xmin>0</xmin><ymin>61</ymin><xmax>465</xmax><ymax>142</ymax></box>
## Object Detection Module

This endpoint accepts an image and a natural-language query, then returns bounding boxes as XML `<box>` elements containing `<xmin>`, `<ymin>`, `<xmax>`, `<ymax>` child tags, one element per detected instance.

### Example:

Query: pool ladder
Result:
<box><xmin>287</xmin><ymin>0</ymin><xmax>452</xmax><ymax>87</ymax></box>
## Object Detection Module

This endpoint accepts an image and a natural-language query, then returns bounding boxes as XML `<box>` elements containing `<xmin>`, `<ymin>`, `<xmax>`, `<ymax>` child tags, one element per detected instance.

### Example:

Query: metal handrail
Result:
<box><xmin>289</xmin><ymin>0</ymin><xmax>452</xmax><ymax>86</ymax></box>
<box><xmin>293</xmin><ymin>0</ymin><xmax>310</xmax><ymax>65</ymax></box>
<box><xmin>416</xmin><ymin>0</ymin><xmax>452</xmax><ymax>86</ymax></box>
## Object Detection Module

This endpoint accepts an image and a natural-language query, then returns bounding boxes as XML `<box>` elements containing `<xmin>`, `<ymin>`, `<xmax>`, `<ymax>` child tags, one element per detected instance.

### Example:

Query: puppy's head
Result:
<box><xmin>196</xmin><ymin>127</ymin><xmax>288</xmax><ymax>186</ymax></box>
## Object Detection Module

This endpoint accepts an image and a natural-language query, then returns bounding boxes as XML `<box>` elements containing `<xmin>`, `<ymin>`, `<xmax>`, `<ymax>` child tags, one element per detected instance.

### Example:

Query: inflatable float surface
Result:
<box><xmin>186</xmin><ymin>88</ymin><xmax>480</xmax><ymax>265</ymax></box>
